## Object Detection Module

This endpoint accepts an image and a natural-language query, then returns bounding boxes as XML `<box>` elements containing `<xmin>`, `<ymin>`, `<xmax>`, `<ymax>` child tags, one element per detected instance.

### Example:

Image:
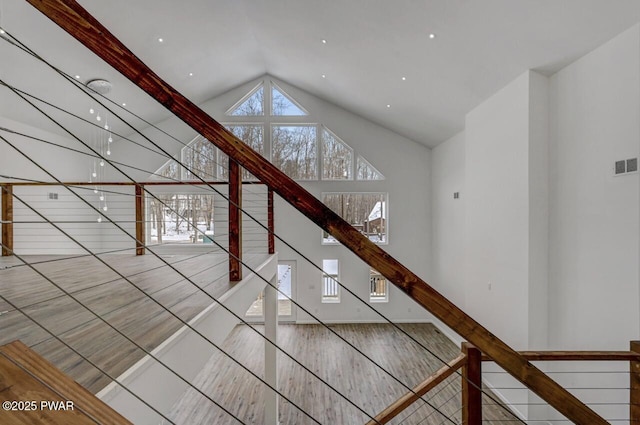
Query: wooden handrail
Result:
<box><xmin>1</xmin><ymin>180</ymin><xmax>257</xmax><ymax>186</ymax></box>
<box><xmin>23</xmin><ymin>1</ymin><xmax>609</xmax><ymax>423</ymax></box>
<box><xmin>483</xmin><ymin>351</ymin><xmax>640</xmax><ymax>362</ymax></box>
<box><xmin>365</xmin><ymin>354</ymin><xmax>466</xmax><ymax>425</ymax></box>
<box><xmin>0</xmin><ymin>340</ymin><xmax>132</xmax><ymax>425</ymax></box>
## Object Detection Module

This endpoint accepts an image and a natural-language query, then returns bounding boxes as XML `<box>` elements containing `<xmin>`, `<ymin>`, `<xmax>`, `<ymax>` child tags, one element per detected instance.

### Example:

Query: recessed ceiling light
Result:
<box><xmin>75</xmin><ymin>75</ymin><xmax>80</xmax><ymax>79</ymax></box>
<box><xmin>429</xmin><ymin>33</ymin><xmax>436</xmax><ymax>39</ymax></box>
<box><xmin>122</xmin><ymin>102</ymin><xmax>127</xmax><ymax>107</ymax></box>
<box><xmin>189</xmin><ymin>72</ymin><xmax>194</xmax><ymax>77</ymax></box>
<box><xmin>402</xmin><ymin>77</ymin><xmax>406</xmax><ymax>81</ymax></box>
<box><xmin>158</xmin><ymin>37</ymin><xmax>164</xmax><ymax>43</ymax></box>
<box><xmin>0</xmin><ymin>29</ymin><xmax>5</xmax><ymax>35</ymax></box>
<box><xmin>321</xmin><ymin>39</ymin><xmax>327</xmax><ymax>44</ymax></box>
<box><xmin>386</xmin><ymin>104</ymin><xmax>391</xmax><ymax>108</ymax></box>
<box><xmin>322</xmin><ymin>74</ymin><xmax>326</xmax><ymax>78</ymax></box>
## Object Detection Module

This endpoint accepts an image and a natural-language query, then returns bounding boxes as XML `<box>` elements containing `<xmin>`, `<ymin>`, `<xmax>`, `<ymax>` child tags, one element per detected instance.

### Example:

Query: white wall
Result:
<box><xmin>0</xmin><ymin>116</ymin><xmax>136</xmax><ymax>255</ymax></box>
<box><xmin>548</xmin><ymin>23</ymin><xmax>640</xmax><ymax>351</ymax></box>
<box><xmin>544</xmin><ymin>23</ymin><xmax>640</xmax><ymax>425</ymax></box>
<box><xmin>431</xmin><ymin>130</ymin><xmax>466</xmax><ymax>307</ymax></box>
<box><xmin>9</xmin><ymin>185</ymin><xmax>134</xmax><ymax>255</ymax></box>
<box><xmin>0</xmin><ymin>116</ymin><xmax>91</xmax><ymax>182</ymax></box>
<box><xmin>527</xmin><ymin>71</ymin><xmax>550</xmax><ymax>350</ymax></box>
<box><xmin>431</xmin><ymin>24</ymin><xmax>640</xmax><ymax>423</ymax></box>
<box><xmin>465</xmin><ymin>70</ymin><xmax>549</xmax><ymax>350</ymax></box>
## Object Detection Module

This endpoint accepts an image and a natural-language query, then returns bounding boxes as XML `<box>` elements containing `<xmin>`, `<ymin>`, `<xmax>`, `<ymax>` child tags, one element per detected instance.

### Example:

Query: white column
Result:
<box><xmin>264</xmin><ymin>279</ymin><xmax>279</xmax><ymax>424</ymax></box>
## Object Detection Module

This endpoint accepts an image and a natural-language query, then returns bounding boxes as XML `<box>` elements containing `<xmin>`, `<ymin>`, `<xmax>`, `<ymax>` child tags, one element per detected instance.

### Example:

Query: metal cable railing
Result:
<box><xmin>0</xmin><ymin>19</ymin><xmax>472</xmax><ymax>425</ymax></box>
<box><xmin>1</xmin><ymin>2</ymin><xmax>631</xmax><ymax>424</ymax></box>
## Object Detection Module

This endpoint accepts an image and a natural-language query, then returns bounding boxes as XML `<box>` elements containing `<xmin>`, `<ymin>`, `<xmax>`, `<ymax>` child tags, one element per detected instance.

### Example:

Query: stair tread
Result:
<box><xmin>0</xmin><ymin>340</ymin><xmax>131</xmax><ymax>425</ymax></box>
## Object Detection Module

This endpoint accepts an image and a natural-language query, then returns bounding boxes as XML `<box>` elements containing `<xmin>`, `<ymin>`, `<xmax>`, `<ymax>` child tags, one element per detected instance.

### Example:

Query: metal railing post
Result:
<box><xmin>135</xmin><ymin>184</ymin><xmax>145</xmax><ymax>255</ymax></box>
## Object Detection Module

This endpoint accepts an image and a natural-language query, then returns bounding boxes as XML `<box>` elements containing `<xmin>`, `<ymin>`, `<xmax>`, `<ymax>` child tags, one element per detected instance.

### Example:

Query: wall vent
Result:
<box><xmin>614</xmin><ymin>158</ymin><xmax>638</xmax><ymax>176</ymax></box>
<box><xmin>453</xmin><ymin>192</ymin><xmax>460</xmax><ymax>199</ymax></box>
<box><xmin>48</xmin><ymin>192</ymin><xmax>58</xmax><ymax>200</ymax></box>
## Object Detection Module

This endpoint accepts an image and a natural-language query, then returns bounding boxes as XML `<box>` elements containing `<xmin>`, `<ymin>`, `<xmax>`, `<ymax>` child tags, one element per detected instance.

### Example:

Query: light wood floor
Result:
<box><xmin>0</xmin><ymin>249</ymin><xmax>269</xmax><ymax>393</ymax></box>
<box><xmin>168</xmin><ymin>323</ymin><xmax>519</xmax><ymax>425</ymax></box>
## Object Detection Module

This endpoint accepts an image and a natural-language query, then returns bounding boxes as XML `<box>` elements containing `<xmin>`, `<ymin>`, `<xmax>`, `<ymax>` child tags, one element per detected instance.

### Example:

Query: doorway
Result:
<box><xmin>245</xmin><ymin>261</ymin><xmax>296</xmax><ymax>322</ymax></box>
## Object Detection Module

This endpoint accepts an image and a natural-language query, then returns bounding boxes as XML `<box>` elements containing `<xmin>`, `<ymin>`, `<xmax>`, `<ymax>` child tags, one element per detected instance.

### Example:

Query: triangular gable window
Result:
<box><xmin>356</xmin><ymin>156</ymin><xmax>384</xmax><ymax>180</ymax></box>
<box><xmin>271</xmin><ymin>83</ymin><xmax>307</xmax><ymax>116</ymax></box>
<box><xmin>226</xmin><ymin>84</ymin><xmax>264</xmax><ymax>116</ymax></box>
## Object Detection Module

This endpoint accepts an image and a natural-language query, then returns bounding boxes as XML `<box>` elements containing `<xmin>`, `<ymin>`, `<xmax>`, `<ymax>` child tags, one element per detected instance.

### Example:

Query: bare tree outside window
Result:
<box><xmin>182</xmin><ymin>136</ymin><xmax>217</xmax><ymax>181</ymax></box>
<box><xmin>271</xmin><ymin>84</ymin><xmax>307</xmax><ymax>116</ymax></box>
<box><xmin>322</xmin><ymin>128</ymin><xmax>353</xmax><ymax>180</ymax></box>
<box><xmin>322</xmin><ymin>192</ymin><xmax>387</xmax><ymax>244</ymax></box>
<box><xmin>147</xmin><ymin>193</ymin><xmax>216</xmax><ymax>245</ymax></box>
<box><xmin>153</xmin><ymin>159</ymin><xmax>179</xmax><ymax>181</ymax></box>
<box><xmin>229</xmin><ymin>85</ymin><xmax>264</xmax><ymax>116</ymax></box>
<box><xmin>272</xmin><ymin>125</ymin><xmax>317</xmax><ymax>180</ymax></box>
<box><xmin>222</xmin><ymin>125</ymin><xmax>265</xmax><ymax>181</ymax></box>
<box><xmin>356</xmin><ymin>156</ymin><xmax>384</xmax><ymax>180</ymax></box>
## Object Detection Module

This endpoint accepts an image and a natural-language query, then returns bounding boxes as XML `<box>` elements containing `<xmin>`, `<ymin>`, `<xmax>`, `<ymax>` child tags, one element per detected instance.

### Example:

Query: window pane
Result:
<box><xmin>322</xmin><ymin>128</ymin><xmax>353</xmax><ymax>180</ymax></box>
<box><xmin>277</xmin><ymin>263</ymin><xmax>293</xmax><ymax>316</ymax></box>
<box><xmin>272</xmin><ymin>85</ymin><xmax>307</xmax><ymax>116</ymax></box>
<box><xmin>322</xmin><ymin>193</ymin><xmax>387</xmax><ymax>244</ymax></box>
<box><xmin>322</xmin><ymin>259</ymin><xmax>340</xmax><ymax>302</ymax></box>
<box><xmin>225</xmin><ymin>125</ymin><xmax>265</xmax><ymax>181</ymax></box>
<box><xmin>153</xmin><ymin>160</ymin><xmax>180</xmax><ymax>180</ymax></box>
<box><xmin>182</xmin><ymin>137</ymin><xmax>218</xmax><ymax>180</ymax></box>
<box><xmin>356</xmin><ymin>156</ymin><xmax>384</xmax><ymax>180</ymax></box>
<box><xmin>228</xmin><ymin>85</ymin><xmax>264</xmax><ymax>116</ymax></box>
<box><xmin>369</xmin><ymin>268</ymin><xmax>388</xmax><ymax>302</ymax></box>
<box><xmin>272</xmin><ymin>125</ymin><xmax>317</xmax><ymax>180</ymax></box>
<box><xmin>147</xmin><ymin>193</ymin><xmax>215</xmax><ymax>245</ymax></box>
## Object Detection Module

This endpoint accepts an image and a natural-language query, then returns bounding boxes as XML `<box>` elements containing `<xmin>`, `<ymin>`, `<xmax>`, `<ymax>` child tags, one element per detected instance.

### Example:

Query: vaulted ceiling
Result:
<box><xmin>1</xmin><ymin>0</ymin><xmax>640</xmax><ymax>148</ymax></box>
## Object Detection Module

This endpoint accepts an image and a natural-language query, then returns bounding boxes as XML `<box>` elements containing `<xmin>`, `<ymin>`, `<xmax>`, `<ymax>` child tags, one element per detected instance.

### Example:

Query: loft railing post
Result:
<box><xmin>229</xmin><ymin>159</ymin><xmax>242</xmax><ymax>281</ymax></box>
<box><xmin>1</xmin><ymin>184</ymin><xmax>13</xmax><ymax>256</ymax></box>
<box><xmin>631</xmin><ymin>341</ymin><xmax>640</xmax><ymax>424</ymax></box>
<box><xmin>268</xmin><ymin>188</ymin><xmax>274</xmax><ymax>254</ymax></box>
<box><xmin>135</xmin><ymin>184</ymin><xmax>145</xmax><ymax>255</ymax></box>
<box><xmin>462</xmin><ymin>342</ymin><xmax>482</xmax><ymax>425</ymax></box>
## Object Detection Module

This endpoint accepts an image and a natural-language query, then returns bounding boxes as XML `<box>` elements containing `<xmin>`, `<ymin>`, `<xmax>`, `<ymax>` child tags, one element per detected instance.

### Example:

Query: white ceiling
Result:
<box><xmin>1</xmin><ymin>0</ymin><xmax>640</xmax><ymax>148</ymax></box>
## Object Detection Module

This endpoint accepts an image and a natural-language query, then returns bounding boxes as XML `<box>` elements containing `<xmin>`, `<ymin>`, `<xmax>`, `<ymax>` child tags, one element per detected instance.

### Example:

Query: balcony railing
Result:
<box><xmin>0</xmin><ymin>1</ymin><xmax>625</xmax><ymax>423</ymax></box>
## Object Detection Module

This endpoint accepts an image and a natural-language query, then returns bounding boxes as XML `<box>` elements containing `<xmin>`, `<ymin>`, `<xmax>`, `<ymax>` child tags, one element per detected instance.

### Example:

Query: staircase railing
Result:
<box><xmin>1</xmin><ymin>179</ymin><xmax>275</xmax><ymax>280</ymax></box>
<box><xmin>367</xmin><ymin>341</ymin><xmax>640</xmax><ymax>424</ymax></box>
<box><xmin>0</xmin><ymin>340</ymin><xmax>133</xmax><ymax>425</ymax></box>
<box><xmin>22</xmin><ymin>1</ymin><xmax>611</xmax><ymax>423</ymax></box>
